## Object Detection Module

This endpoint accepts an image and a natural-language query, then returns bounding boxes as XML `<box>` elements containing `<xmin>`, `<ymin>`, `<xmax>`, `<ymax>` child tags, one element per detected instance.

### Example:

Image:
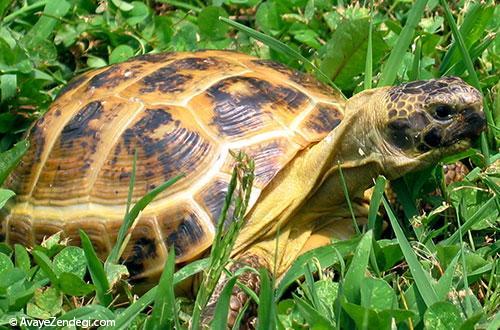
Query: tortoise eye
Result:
<box><xmin>434</xmin><ymin>104</ymin><xmax>453</xmax><ymax>120</ymax></box>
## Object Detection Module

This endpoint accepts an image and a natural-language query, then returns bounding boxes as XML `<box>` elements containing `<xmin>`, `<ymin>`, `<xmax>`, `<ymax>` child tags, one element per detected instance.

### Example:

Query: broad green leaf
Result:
<box><xmin>109</xmin><ymin>45</ymin><xmax>135</xmax><ymax>64</ymax></box>
<box><xmin>0</xmin><ymin>252</ymin><xmax>13</xmax><ymax>273</ymax></box>
<box><xmin>112</xmin><ymin>0</ymin><xmax>134</xmax><ymax>11</ymax></box>
<box><xmin>320</xmin><ymin>18</ymin><xmax>387</xmax><ymax>90</ymax></box>
<box><xmin>124</xmin><ymin>1</ymin><xmax>150</xmax><ymax>25</ymax></box>
<box><xmin>29</xmin><ymin>287</ymin><xmax>62</xmax><ymax>318</ymax></box>
<box><xmin>14</xmin><ymin>244</ymin><xmax>30</xmax><ymax>273</ymax></box>
<box><xmin>22</xmin><ymin>0</ymin><xmax>71</xmax><ymax>45</ymax></box>
<box><xmin>0</xmin><ymin>140</ymin><xmax>29</xmax><ymax>185</ymax></box>
<box><xmin>53</xmin><ymin>246</ymin><xmax>87</xmax><ymax>278</ymax></box>
<box><xmin>87</xmin><ymin>56</ymin><xmax>107</xmax><ymax>68</ymax></box>
<box><xmin>0</xmin><ymin>74</ymin><xmax>16</xmax><ymax>102</ymax></box>
<box><xmin>32</xmin><ymin>251</ymin><xmax>59</xmax><ymax>287</ymax></box>
<box><xmin>360</xmin><ymin>277</ymin><xmax>396</xmax><ymax>311</ymax></box>
<box><xmin>198</xmin><ymin>6</ymin><xmax>229</xmax><ymax>40</ymax></box>
<box><xmin>424</xmin><ymin>301</ymin><xmax>462</xmax><ymax>330</ymax></box>
<box><xmin>341</xmin><ymin>298</ymin><xmax>414</xmax><ymax>330</ymax></box>
<box><xmin>0</xmin><ymin>188</ymin><xmax>14</xmax><ymax>209</ymax></box>
<box><xmin>59</xmin><ymin>272</ymin><xmax>95</xmax><ymax>296</ymax></box>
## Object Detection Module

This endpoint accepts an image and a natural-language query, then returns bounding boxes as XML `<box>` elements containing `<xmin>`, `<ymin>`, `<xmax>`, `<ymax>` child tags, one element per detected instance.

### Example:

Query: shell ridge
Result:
<box><xmin>85</xmin><ymin>100</ymin><xmax>146</xmax><ymax>197</ymax></box>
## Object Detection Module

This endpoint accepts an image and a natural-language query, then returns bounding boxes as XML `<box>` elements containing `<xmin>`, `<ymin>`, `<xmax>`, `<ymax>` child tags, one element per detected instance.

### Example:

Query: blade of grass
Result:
<box><xmin>190</xmin><ymin>152</ymin><xmax>254</xmax><ymax>329</ymax></box>
<box><xmin>443</xmin><ymin>195</ymin><xmax>496</xmax><ymax>245</ymax></box>
<box><xmin>382</xmin><ymin>197</ymin><xmax>438</xmax><ymax>307</ymax></box>
<box><xmin>219</xmin><ymin>16</ymin><xmax>343</xmax><ymax>96</ymax></box>
<box><xmin>276</xmin><ymin>237</ymin><xmax>360</xmax><ymax>298</ymax></box>
<box><xmin>343</xmin><ymin>230</ymin><xmax>372</xmax><ymax>304</ymax></box>
<box><xmin>337</xmin><ymin>162</ymin><xmax>360</xmax><ymax>235</ymax></box>
<box><xmin>147</xmin><ymin>247</ymin><xmax>180</xmax><ymax>330</ymax></box>
<box><xmin>156</xmin><ymin>0</ymin><xmax>202</xmax><ymax>12</ymax></box>
<box><xmin>3</xmin><ymin>0</ymin><xmax>49</xmax><ymax>24</ymax></box>
<box><xmin>443</xmin><ymin>34</ymin><xmax>495</xmax><ymax>77</ymax></box>
<box><xmin>211</xmin><ymin>276</ymin><xmax>238</xmax><ymax>329</ymax></box>
<box><xmin>257</xmin><ymin>268</ymin><xmax>275</xmax><ymax>330</ymax></box>
<box><xmin>106</xmin><ymin>174</ymin><xmax>184</xmax><ymax>265</ymax></box>
<box><xmin>109</xmin><ymin>258</ymin><xmax>210</xmax><ymax>330</ymax></box>
<box><xmin>440</xmin><ymin>0</ymin><xmax>492</xmax><ymax>162</ymax></box>
<box><xmin>367</xmin><ymin>175</ymin><xmax>386</xmax><ymax>235</ymax></box>
<box><xmin>455</xmin><ymin>204</ymin><xmax>472</xmax><ymax>317</ymax></box>
<box><xmin>408</xmin><ymin>37</ymin><xmax>422</xmax><ymax>81</ymax></box>
<box><xmin>363</xmin><ymin>0</ymin><xmax>374</xmax><ymax>90</ymax></box>
<box><xmin>378</xmin><ymin>0</ymin><xmax>428</xmax><ymax>86</ymax></box>
<box><xmin>79</xmin><ymin>230</ymin><xmax>112</xmax><ymax>307</ymax></box>
<box><xmin>435</xmin><ymin>252</ymin><xmax>460</xmax><ymax>300</ymax></box>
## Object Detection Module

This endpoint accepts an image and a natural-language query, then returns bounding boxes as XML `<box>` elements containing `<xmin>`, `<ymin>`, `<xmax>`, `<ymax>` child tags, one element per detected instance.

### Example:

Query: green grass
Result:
<box><xmin>0</xmin><ymin>0</ymin><xmax>498</xmax><ymax>329</ymax></box>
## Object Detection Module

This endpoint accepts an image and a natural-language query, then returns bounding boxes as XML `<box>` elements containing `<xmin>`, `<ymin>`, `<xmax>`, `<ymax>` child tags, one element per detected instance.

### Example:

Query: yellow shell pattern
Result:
<box><xmin>1</xmin><ymin>50</ymin><xmax>344</xmax><ymax>281</ymax></box>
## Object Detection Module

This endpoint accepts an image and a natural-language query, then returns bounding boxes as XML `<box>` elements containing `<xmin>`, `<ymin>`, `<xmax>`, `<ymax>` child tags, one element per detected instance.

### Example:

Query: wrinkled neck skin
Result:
<box><xmin>304</xmin><ymin>87</ymin><xmax>436</xmax><ymax>214</ymax></box>
<box><xmin>231</xmin><ymin>88</ymin><xmax>431</xmax><ymax>257</ymax></box>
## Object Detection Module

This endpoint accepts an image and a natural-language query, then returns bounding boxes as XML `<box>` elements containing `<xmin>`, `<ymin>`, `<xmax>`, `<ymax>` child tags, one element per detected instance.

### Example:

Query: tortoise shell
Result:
<box><xmin>1</xmin><ymin>50</ymin><xmax>344</xmax><ymax>281</ymax></box>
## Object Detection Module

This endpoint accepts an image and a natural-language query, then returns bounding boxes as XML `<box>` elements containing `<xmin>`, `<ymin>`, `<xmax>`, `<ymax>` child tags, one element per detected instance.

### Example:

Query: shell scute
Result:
<box><xmin>2</xmin><ymin>50</ymin><xmax>346</xmax><ymax>279</ymax></box>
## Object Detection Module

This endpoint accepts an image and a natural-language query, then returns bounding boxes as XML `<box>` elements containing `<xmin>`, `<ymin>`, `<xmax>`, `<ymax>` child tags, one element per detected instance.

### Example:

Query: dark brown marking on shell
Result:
<box><xmin>165</xmin><ymin>215</ymin><xmax>206</xmax><ymax>258</ymax></box>
<box><xmin>122</xmin><ymin>108</ymin><xmax>212</xmax><ymax>183</ymax></box>
<box><xmin>399</xmin><ymin>109</ymin><xmax>407</xmax><ymax>116</ymax></box>
<box><xmin>251</xmin><ymin>142</ymin><xmax>288</xmax><ymax>185</ymax></box>
<box><xmin>59</xmin><ymin>101</ymin><xmax>103</xmax><ymax>149</ymax></box>
<box><xmin>123</xmin><ymin>237</ymin><xmax>158</xmax><ymax>278</ymax></box>
<box><xmin>207</xmin><ymin>76</ymin><xmax>307</xmax><ymax>136</ymax></box>
<box><xmin>31</xmin><ymin>117</ymin><xmax>46</xmax><ymax>162</ymax></box>
<box><xmin>388</xmin><ymin>109</ymin><xmax>397</xmax><ymax>118</ymax></box>
<box><xmin>305</xmin><ymin>104</ymin><xmax>342</xmax><ymax>134</ymax></box>
<box><xmin>201</xmin><ymin>179</ymin><xmax>228</xmax><ymax>222</ymax></box>
<box><xmin>252</xmin><ymin>59</ymin><xmax>293</xmax><ymax>75</ymax></box>
<box><xmin>55</xmin><ymin>74</ymin><xmax>90</xmax><ymax>100</ymax></box>
<box><xmin>87</xmin><ymin>66</ymin><xmax>122</xmax><ymax>89</ymax></box>
<box><xmin>54</xmin><ymin>109</ymin><xmax>62</xmax><ymax>117</ymax></box>
<box><xmin>129</xmin><ymin>52</ymin><xmax>174</xmax><ymax>63</ymax></box>
<box><xmin>139</xmin><ymin>57</ymin><xmax>225</xmax><ymax>94</ymax></box>
<box><xmin>252</xmin><ymin>59</ymin><xmax>334</xmax><ymax>95</ymax></box>
<box><xmin>140</xmin><ymin>66</ymin><xmax>191</xmax><ymax>93</ymax></box>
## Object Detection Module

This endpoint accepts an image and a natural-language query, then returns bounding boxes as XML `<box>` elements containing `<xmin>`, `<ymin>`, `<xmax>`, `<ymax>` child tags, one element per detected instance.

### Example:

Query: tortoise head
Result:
<box><xmin>384</xmin><ymin>76</ymin><xmax>485</xmax><ymax>153</ymax></box>
<box><xmin>345</xmin><ymin>77</ymin><xmax>485</xmax><ymax>178</ymax></box>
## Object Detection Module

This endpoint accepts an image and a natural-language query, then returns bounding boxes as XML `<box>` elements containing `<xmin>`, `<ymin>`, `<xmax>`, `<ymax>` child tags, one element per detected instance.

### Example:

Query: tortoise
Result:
<box><xmin>0</xmin><ymin>50</ymin><xmax>485</xmax><ymax>324</ymax></box>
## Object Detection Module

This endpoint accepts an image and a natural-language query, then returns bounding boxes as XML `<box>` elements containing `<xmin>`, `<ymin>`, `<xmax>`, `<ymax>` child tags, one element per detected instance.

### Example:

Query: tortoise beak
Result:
<box><xmin>441</xmin><ymin>107</ymin><xmax>486</xmax><ymax>146</ymax></box>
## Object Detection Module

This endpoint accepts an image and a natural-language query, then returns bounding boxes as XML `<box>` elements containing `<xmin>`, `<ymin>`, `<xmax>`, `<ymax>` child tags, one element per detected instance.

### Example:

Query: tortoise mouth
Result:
<box><xmin>415</xmin><ymin>108</ymin><xmax>486</xmax><ymax>152</ymax></box>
